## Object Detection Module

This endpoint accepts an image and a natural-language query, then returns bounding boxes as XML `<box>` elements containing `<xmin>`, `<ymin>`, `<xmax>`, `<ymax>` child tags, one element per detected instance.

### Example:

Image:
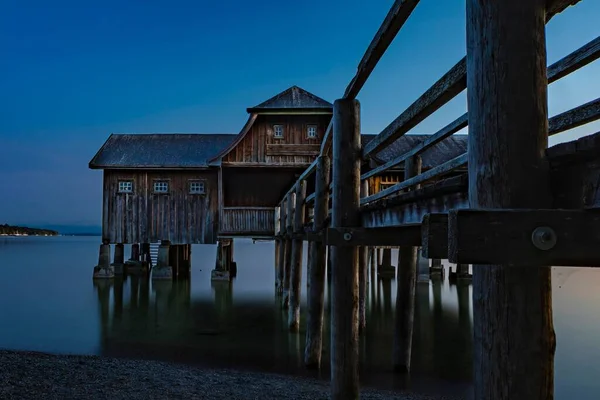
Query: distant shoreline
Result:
<box><xmin>0</xmin><ymin>233</ymin><xmax>101</xmax><ymax>237</ymax></box>
<box><xmin>1</xmin><ymin>224</ymin><xmax>59</xmax><ymax>237</ymax></box>
<box><xmin>61</xmin><ymin>233</ymin><xmax>102</xmax><ymax>237</ymax></box>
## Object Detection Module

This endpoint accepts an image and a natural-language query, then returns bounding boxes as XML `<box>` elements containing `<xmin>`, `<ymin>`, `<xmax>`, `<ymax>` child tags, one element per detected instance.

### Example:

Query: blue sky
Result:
<box><xmin>0</xmin><ymin>0</ymin><xmax>598</xmax><ymax>226</ymax></box>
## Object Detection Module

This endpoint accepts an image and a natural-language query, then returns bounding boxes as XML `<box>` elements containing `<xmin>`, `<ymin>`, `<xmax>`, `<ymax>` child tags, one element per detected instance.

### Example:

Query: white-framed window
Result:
<box><xmin>273</xmin><ymin>124</ymin><xmax>283</xmax><ymax>138</ymax></box>
<box><xmin>307</xmin><ymin>125</ymin><xmax>317</xmax><ymax>138</ymax></box>
<box><xmin>153</xmin><ymin>181</ymin><xmax>169</xmax><ymax>193</ymax></box>
<box><xmin>189</xmin><ymin>180</ymin><xmax>205</xmax><ymax>194</ymax></box>
<box><xmin>118</xmin><ymin>180</ymin><xmax>133</xmax><ymax>193</ymax></box>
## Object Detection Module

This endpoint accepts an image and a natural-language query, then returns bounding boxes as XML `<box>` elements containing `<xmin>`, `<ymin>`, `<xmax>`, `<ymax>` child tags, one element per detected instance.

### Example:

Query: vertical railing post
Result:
<box><xmin>393</xmin><ymin>155</ymin><xmax>422</xmax><ymax>372</ymax></box>
<box><xmin>331</xmin><ymin>98</ymin><xmax>361</xmax><ymax>400</ymax></box>
<box><xmin>289</xmin><ymin>180</ymin><xmax>307</xmax><ymax>332</ymax></box>
<box><xmin>305</xmin><ymin>155</ymin><xmax>331</xmax><ymax>368</ymax></box>
<box><xmin>466</xmin><ymin>0</ymin><xmax>554</xmax><ymax>398</ymax></box>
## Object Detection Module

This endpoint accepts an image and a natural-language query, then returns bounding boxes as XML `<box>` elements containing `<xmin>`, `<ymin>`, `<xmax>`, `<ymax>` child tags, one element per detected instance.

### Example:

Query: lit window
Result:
<box><xmin>189</xmin><ymin>181</ymin><xmax>205</xmax><ymax>194</ymax></box>
<box><xmin>118</xmin><ymin>181</ymin><xmax>133</xmax><ymax>193</ymax></box>
<box><xmin>274</xmin><ymin>125</ymin><xmax>283</xmax><ymax>138</ymax></box>
<box><xmin>153</xmin><ymin>181</ymin><xmax>169</xmax><ymax>193</ymax></box>
<box><xmin>307</xmin><ymin>125</ymin><xmax>317</xmax><ymax>138</ymax></box>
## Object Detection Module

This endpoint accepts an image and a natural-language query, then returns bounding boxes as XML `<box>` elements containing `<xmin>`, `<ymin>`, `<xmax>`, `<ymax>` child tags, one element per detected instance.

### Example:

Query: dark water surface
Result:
<box><xmin>0</xmin><ymin>236</ymin><xmax>598</xmax><ymax>399</ymax></box>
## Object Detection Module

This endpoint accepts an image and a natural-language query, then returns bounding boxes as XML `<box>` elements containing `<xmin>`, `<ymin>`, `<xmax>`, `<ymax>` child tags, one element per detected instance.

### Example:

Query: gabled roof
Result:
<box><xmin>246</xmin><ymin>86</ymin><xmax>333</xmax><ymax>113</ymax></box>
<box><xmin>89</xmin><ymin>134</ymin><xmax>237</xmax><ymax>169</ymax></box>
<box><xmin>362</xmin><ymin>134</ymin><xmax>468</xmax><ymax>168</ymax></box>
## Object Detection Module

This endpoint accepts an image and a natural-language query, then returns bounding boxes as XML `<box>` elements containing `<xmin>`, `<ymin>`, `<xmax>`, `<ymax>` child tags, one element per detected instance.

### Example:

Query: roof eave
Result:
<box><xmin>245</xmin><ymin>107</ymin><xmax>333</xmax><ymax>114</ymax></box>
<box><xmin>89</xmin><ymin>165</ymin><xmax>215</xmax><ymax>171</ymax></box>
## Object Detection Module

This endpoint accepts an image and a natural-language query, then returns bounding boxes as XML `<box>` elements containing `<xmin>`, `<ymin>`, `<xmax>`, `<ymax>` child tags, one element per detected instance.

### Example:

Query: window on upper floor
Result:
<box><xmin>189</xmin><ymin>180</ymin><xmax>205</xmax><ymax>194</ymax></box>
<box><xmin>153</xmin><ymin>181</ymin><xmax>169</xmax><ymax>193</ymax></box>
<box><xmin>273</xmin><ymin>124</ymin><xmax>284</xmax><ymax>138</ymax></box>
<box><xmin>118</xmin><ymin>180</ymin><xmax>133</xmax><ymax>193</ymax></box>
<box><xmin>307</xmin><ymin>125</ymin><xmax>317</xmax><ymax>138</ymax></box>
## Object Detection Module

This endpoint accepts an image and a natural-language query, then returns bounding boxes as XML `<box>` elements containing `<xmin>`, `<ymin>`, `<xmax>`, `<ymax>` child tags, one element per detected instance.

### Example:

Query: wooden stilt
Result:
<box><xmin>228</xmin><ymin>240</ymin><xmax>237</xmax><ymax>278</ymax></box>
<box><xmin>393</xmin><ymin>155</ymin><xmax>422</xmax><ymax>372</ymax></box>
<box><xmin>379</xmin><ymin>248</ymin><xmax>394</xmax><ymax>278</ymax></box>
<box><xmin>457</xmin><ymin>263</ymin><xmax>471</xmax><ymax>280</ymax></box>
<box><xmin>130</xmin><ymin>243</ymin><xmax>140</xmax><ymax>261</ymax></box>
<box><xmin>305</xmin><ymin>155</ymin><xmax>331</xmax><ymax>369</ymax></box>
<box><xmin>289</xmin><ymin>180</ymin><xmax>307</xmax><ymax>332</ymax></box>
<box><xmin>358</xmin><ymin>246</ymin><xmax>368</xmax><ymax>332</ymax></box>
<box><xmin>330</xmin><ymin>98</ymin><xmax>361</xmax><ymax>400</ymax></box>
<box><xmin>276</xmin><ymin>200</ymin><xmax>287</xmax><ymax>294</ymax></box>
<box><xmin>274</xmin><ymin>240</ymin><xmax>281</xmax><ymax>291</ymax></box>
<box><xmin>430</xmin><ymin>258</ymin><xmax>443</xmax><ymax>278</ymax></box>
<box><xmin>466</xmin><ymin>0</ymin><xmax>554</xmax><ymax>398</ymax></box>
<box><xmin>141</xmin><ymin>243</ymin><xmax>151</xmax><ymax>267</ymax></box>
<box><xmin>358</xmin><ymin>180</ymin><xmax>369</xmax><ymax>332</ymax></box>
<box><xmin>282</xmin><ymin>192</ymin><xmax>294</xmax><ymax>308</ymax></box>
<box><xmin>368</xmin><ymin>247</ymin><xmax>376</xmax><ymax>283</ymax></box>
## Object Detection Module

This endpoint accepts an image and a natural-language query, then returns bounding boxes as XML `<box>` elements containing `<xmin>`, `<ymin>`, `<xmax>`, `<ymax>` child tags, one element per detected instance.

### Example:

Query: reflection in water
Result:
<box><xmin>2</xmin><ymin>238</ymin><xmax>600</xmax><ymax>398</ymax></box>
<box><xmin>92</xmin><ymin>267</ymin><xmax>473</xmax><ymax>397</ymax></box>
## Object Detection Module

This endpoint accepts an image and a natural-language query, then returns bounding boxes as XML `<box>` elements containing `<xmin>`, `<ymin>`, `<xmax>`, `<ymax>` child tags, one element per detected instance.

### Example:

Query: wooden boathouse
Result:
<box><xmin>89</xmin><ymin>85</ymin><xmax>467</xmax><ymax>280</ymax></box>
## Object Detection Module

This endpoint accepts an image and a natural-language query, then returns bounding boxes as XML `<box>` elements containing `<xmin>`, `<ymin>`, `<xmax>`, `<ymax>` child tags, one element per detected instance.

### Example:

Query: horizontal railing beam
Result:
<box><xmin>549</xmin><ymin>97</ymin><xmax>600</xmax><ymax>136</ymax></box>
<box><xmin>361</xmin><ymin>153</ymin><xmax>467</xmax><ymax>206</ymax></box>
<box><xmin>361</xmin><ymin>113</ymin><xmax>468</xmax><ymax>181</ymax></box>
<box><xmin>362</xmin><ymin>57</ymin><xmax>467</xmax><ymax>159</ymax></box>
<box><xmin>359</xmin><ymin>35</ymin><xmax>598</xmax><ymax>180</ymax></box>
<box><xmin>546</xmin><ymin>0</ymin><xmax>582</xmax><ymax>21</ymax></box>
<box><xmin>320</xmin><ymin>120</ymin><xmax>333</xmax><ymax>156</ymax></box>
<box><xmin>344</xmin><ymin>0</ymin><xmax>421</xmax><ymax>100</ymax></box>
<box><xmin>548</xmin><ymin>35</ymin><xmax>600</xmax><ymax>83</ymax></box>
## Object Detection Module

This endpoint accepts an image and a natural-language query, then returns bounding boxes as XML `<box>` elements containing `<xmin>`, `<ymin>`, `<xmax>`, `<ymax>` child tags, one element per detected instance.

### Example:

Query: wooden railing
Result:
<box><xmin>272</xmin><ymin>1</ymin><xmax>598</xmax><ymax>399</ymax></box>
<box><xmin>220</xmin><ymin>207</ymin><xmax>275</xmax><ymax>236</ymax></box>
<box><xmin>275</xmin><ymin>34</ymin><xmax>600</xmax><ymax>224</ymax></box>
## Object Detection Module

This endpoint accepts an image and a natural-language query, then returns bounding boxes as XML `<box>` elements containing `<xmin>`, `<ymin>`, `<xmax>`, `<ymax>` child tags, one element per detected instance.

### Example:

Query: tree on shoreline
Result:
<box><xmin>0</xmin><ymin>224</ymin><xmax>59</xmax><ymax>236</ymax></box>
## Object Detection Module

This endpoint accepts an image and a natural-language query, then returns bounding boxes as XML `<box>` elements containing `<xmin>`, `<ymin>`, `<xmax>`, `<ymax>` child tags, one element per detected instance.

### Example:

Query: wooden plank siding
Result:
<box><xmin>219</xmin><ymin>207</ymin><xmax>275</xmax><ymax>236</ymax></box>
<box><xmin>222</xmin><ymin>114</ymin><xmax>331</xmax><ymax>166</ymax></box>
<box><xmin>102</xmin><ymin>170</ymin><xmax>219</xmax><ymax>245</ymax></box>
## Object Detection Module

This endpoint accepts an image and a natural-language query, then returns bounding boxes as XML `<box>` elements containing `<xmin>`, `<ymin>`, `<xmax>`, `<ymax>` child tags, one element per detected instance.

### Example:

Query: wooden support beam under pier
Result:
<box><xmin>421</xmin><ymin>213</ymin><xmax>449</xmax><ymax>259</ymax></box>
<box><xmin>448</xmin><ymin>209</ymin><xmax>600</xmax><ymax>266</ymax></box>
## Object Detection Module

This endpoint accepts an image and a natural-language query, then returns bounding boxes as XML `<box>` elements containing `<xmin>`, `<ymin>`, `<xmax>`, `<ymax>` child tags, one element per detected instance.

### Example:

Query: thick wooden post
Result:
<box><xmin>282</xmin><ymin>192</ymin><xmax>294</xmax><ymax>308</ymax></box>
<box><xmin>393</xmin><ymin>155</ymin><xmax>422</xmax><ymax>372</ymax></box>
<box><xmin>330</xmin><ymin>98</ymin><xmax>361</xmax><ymax>400</ymax></box>
<box><xmin>466</xmin><ymin>0</ymin><xmax>554</xmax><ymax>398</ymax></box>
<box><xmin>289</xmin><ymin>180</ymin><xmax>307</xmax><ymax>332</ymax></box>
<box><xmin>305</xmin><ymin>155</ymin><xmax>331</xmax><ymax>368</ymax></box>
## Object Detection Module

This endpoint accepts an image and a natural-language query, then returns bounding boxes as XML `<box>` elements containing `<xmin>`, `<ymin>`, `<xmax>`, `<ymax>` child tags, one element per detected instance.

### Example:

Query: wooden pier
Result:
<box><xmin>273</xmin><ymin>1</ymin><xmax>599</xmax><ymax>399</ymax></box>
<box><xmin>84</xmin><ymin>0</ymin><xmax>600</xmax><ymax>398</ymax></box>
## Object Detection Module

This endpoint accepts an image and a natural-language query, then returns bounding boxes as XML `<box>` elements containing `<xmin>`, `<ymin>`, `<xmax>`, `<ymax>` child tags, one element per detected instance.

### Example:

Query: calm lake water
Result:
<box><xmin>0</xmin><ymin>236</ymin><xmax>599</xmax><ymax>399</ymax></box>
